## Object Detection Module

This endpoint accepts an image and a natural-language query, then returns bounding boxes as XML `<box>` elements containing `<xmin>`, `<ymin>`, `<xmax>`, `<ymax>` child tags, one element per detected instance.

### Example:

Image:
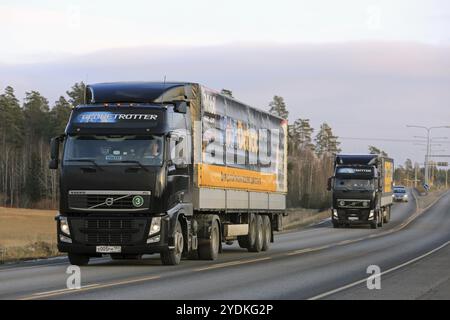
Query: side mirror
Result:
<box><xmin>49</xmin><ymin>159</ymin><xmax>58</xmax><ymax>170</ymax></box>
<box><xmin>327</xmin><ymin>177</ymin><xmax>333</xmax><ymax>191</ymax></box>
<box><xmin>174</xmin><ymin>101</ymin><xmax>189</xmax><ymax>114</ymax></box>
<box><xmin>49</xmin><ymin>136</ymin><xmax>60</xmax><ymax>169</ymax></box>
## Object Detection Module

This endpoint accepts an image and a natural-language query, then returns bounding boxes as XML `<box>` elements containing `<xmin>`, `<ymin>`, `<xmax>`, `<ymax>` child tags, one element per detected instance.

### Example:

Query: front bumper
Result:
<box><xmin>331</xmin><ymin>208</ymin><xmax>374</xmax><ymax>224</ymax></box>
<box><xmin>56</xmin><ymin>214</ymin><xmax>171</xmax><ymax>255</ymax></box>
<box><xmin>57</xmin><ymin>243</ymin><xmax>168</xmax><ymax>255</ymax></box>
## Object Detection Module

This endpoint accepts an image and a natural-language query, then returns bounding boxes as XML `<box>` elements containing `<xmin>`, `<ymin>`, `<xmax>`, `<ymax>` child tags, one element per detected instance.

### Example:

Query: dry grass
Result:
<box><xmin>0</xmin><ymin>207</ymin><xmax>61</xmax><ymax>263</ymax></box>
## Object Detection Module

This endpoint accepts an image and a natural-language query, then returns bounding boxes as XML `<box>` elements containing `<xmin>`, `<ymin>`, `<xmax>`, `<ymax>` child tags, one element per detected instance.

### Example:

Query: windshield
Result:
<box><xmin>334</xmin><ymin>178</ymin><xmax>374</xmax><ymax>191</ymax></box>
<box><xmin>63</xmin><ymin>135</ymin><xmax>164</xmax><ymax>166</ymax></box>
<box><xmin>394</xmin><ymin>188</ymin><xmax>406</xmax><ymax>194</ymax></box>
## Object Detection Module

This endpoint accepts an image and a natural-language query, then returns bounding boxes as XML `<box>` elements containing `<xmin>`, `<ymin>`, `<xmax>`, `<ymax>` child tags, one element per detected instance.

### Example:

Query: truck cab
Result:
<box><xmin>50</xmin><ymin>82</ymin><xmax>193</xmax><ymax>265</ymax></box>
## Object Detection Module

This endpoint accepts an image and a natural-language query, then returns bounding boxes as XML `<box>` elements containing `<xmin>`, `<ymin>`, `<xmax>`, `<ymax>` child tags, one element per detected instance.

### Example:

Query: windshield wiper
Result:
<box><xmin>65</xmin><ymin>158</ymin><xmax>104</xmax><ymax>170</ymax></box>
<box><xmin>107</xmin><ymin>160</ymin><xmax>149</xmax><ymax>172</ymax></box>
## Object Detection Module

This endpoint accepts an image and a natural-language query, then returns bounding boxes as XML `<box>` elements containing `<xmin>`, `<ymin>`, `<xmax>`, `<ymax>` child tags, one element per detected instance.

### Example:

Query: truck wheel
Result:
<box><xmin>261</xmin><ymin>215</ymin><xmax>271</xmax><ymax>251</ymax></box>
<box><xmin>68</xmin><ymin>253</ymin><xmax>90</xmax><ymax>266</ymax></box>
<box><xmin>377</xmin><ymin>211</ymin><xmax>384</xmax><ymax>227</ymax></box>
<box><xmin>238</xmin><ymin>213</ymin><xmax>256</xmax><ymax>249</ymax></box>
<box><xmin>161</xmin><ymin>220</ymin><xmax>183</xmax><ymax>265</ymax></box>
<box><xmin>249</xmin><ymin>215</ymin><xmax>263</xmax><ymax>252</ymax></box>
<box><xmin>198</xmin><ymin>219</ymin><xmax>219</xmax><ymax>260</ymax></box>
<box><xmin>383</xmin><ymin>206</ymin><xmax>391</xmax><ymax>224</ymax></box>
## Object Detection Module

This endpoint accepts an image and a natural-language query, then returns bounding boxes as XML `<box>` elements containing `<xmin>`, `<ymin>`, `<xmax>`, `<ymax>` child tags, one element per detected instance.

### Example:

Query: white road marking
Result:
<box><xmin>308</xmin><ymin>240</ymin><xmax>450</xmax><ymax>300</ymax></box>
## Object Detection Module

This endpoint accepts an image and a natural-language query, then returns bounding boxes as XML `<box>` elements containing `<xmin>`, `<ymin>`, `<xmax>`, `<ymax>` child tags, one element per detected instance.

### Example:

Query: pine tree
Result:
<box><xmin>315</xmin><ymin>123</ymin><xmax>341</xmax><ymax>157</ymax></box>
<box><xmin>23</xmin><ymin>91</ymin><xmax>51</xmax><ymax>141</ymax></box>
<box><xmin>268</xmin><ymin>95</ymin><xmax>289</xmax><ymax>120</ymax></box>
<box><xmin>0</xmin><ymin>86</ymin><xmax>24</xmax><ymax>145</ymax></box>
<box><xmin>50</xmin><ymin>96</ymin><xmax>72</xmax><ymax>136</ymax></box>
<box><xmin>291</xmin><ymin>118</ymin><xmax>314</xmax><ymax>151</ymax></box>
<box><xmin>368</xmin><ymin>145</ymin><xmax>388</xmax><ymax>157</ymax></box>
<box><xmin>67</xmin><ymin>82</ymin><xmax>86</xmax><ymax>106</ymax></box>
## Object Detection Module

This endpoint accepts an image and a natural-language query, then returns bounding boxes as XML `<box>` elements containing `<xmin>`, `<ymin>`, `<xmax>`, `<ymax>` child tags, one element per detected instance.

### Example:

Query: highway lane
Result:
<box><xmin>0</xmin><ymin>189</ymin><xmax>448</xmax><ymax>300</ymax></box>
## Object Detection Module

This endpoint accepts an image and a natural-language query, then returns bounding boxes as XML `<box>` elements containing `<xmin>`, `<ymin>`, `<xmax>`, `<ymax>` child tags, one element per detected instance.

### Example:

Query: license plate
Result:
<box><xmin>96</xmin><ymin>246</ymin><xmax>121</xmax><ymax>253</ymax></box>
<box><xmin>348</xmin><ymin>216</ymin><xmax>359</xmax><ymax>221</ymax></box>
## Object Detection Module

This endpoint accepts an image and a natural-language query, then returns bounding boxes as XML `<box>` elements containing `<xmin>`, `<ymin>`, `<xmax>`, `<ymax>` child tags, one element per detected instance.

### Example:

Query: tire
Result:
<box><xmin>383</xmin><ymin>206</ymin><xmax>391</xmax><ymax>224</ymax></box>
<box><xmin>370</xmin><ymin>212</ymin><xmax>378</xmax><ymax>229</ymax></box>
<box><xmin>249</xmin><ymin>215</ymin><xmax>263</xmax><ymax>252</ymax></box>
<box><xmin>377</xmin><ymin>210</ymin><xmax>384</xmax><ymax>228</ymax></box>
<box><xmin>237</xmin><ymin>237</ymin><xmax>248</xmax><ymax>249</ymax></box>
<box><xmin>161</xmin><ymin>220</ymin><xmax>183</xmax><ymax>265</ymax></box>
<box><xmin>198</xmin><ymin>219</ymin><xmax>220</xmax><ymax>260</ymax></box>
<box><xmin>68</xmin><ymin>253</ymin><xmax>90</xmax><ymax>266</ymax></box>
<box><xmin>332</xmin><ymin>221</ymin><xmax>340</xmax><ymax>228</ymax></box>
<box><xmin>261</xmin><ymin>215</ymin><xmax>271</xmax><ymax>251</ymax></box>
<box><xmin>238</xmin><ymin>213</ymin><xmax>256</xmax><ymax>249</ymax></box>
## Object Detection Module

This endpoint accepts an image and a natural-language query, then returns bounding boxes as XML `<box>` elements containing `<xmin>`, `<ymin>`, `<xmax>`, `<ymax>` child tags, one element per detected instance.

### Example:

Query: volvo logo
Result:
<box><xmin>105</xmin><ymin>197</ymin><xmax>114</xmax><ymax>206</ymax></box>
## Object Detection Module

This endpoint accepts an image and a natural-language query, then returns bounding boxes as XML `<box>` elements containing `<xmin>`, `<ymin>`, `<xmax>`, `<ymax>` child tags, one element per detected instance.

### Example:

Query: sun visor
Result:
<box><xmin>66</xmin><ymin>106</ymin><xmax>167</xmax><ymax>135</ymax></box>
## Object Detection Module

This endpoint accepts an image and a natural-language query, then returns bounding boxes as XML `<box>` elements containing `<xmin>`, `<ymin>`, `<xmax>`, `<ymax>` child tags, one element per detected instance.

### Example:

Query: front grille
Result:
<box><xmin>87</xmin><ymin>233</ymin><xmax>133</xmax><ymax>244</ymax></box>
<box><xmin>337</xmin><ymin>199</ymin><xmax>370</xmax><ymax>209</ymax></box>
<box><xmin>68</xmin><ymin>190</ymin><xmax>150</xmax><ymax>211</ymax></box>
<box><xmin>70</xmin><ymin>218</ymin><xmax>148</xmax><ymax>245</ymax></box>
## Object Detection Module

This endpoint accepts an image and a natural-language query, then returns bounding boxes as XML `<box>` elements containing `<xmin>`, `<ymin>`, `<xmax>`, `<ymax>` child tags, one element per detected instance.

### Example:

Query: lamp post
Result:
<box><xmin>407</xmin><ymin>125</ymin><xmax>450</xmax><ymax>187</ymax></box>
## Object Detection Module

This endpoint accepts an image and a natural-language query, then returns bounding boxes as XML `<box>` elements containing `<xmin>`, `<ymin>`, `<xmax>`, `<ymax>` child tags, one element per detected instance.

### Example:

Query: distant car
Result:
<box><xmin>393</xmin><ymin>186</ymin><xmax>408</xmax><ymax>202</ymax></box>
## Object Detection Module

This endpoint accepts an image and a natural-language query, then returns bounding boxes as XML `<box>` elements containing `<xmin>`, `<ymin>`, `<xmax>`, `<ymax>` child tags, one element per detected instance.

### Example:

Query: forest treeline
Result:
<box><xmin>0</xmin><ymin>83</ymin><xmax>85</xmax><ymax>208</ymax></box>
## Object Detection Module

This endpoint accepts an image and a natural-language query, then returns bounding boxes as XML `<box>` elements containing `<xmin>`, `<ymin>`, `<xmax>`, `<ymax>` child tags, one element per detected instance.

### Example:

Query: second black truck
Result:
<box><xmin>328</xmin><ymin>154</ymin><xmax>394</xmax><ymax>229</ymax></box>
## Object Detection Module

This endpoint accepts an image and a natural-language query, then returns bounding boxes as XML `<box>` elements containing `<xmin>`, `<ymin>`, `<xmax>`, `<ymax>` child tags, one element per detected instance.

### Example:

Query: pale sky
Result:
<box><xmin>0</xmin><ymin>0</ymin><xmax>448</xmax><ymax>63</ymax></box>
<box><xmin>0</xmin><ymin>0</ymin><xmax>449</xmax><ymax>166</ymax></box>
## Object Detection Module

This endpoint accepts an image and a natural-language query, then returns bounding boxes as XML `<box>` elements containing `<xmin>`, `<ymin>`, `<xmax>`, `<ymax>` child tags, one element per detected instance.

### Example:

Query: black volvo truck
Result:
<box><xmin>327</xmin><ymin>154</ymin><xmax>394</xmax><ymax>229</ymax></box>
<box><xmin>50</xmin><ymin>82</ymin><xmax>287</xmax><ymax>265</ymax></box>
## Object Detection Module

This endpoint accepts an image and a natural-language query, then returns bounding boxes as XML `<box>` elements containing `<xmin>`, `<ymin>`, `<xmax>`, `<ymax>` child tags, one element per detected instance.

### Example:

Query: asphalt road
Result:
<box><xmin>1</xmin><ymin>189</ymin><xmax>449</xmax><ymax>300</ymax></box>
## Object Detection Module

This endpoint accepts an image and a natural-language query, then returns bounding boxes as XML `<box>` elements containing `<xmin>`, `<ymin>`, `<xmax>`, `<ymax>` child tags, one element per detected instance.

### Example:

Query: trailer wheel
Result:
<box><xmin>161</xmin><ymin>220</ymin><xmax>183</xmax><ymax>265</ymax></box>
<box><xmin>238</xmin><ymin>213</ymin><xmax>256</xmax><ymax>249</ymax></box>
<box><xmin>198</xmin><ymin>219</ymin><xmax>219</xmax><ymax>260</ymax></box>
<box><xmin>383</xmin><ymin>206</ymin><xmax>391</xmax><ymax>224</ymax></box>
<box><xmin>261</xmin><ymin>215</ymin><xmax>271</xmax><ymax>251</ymax></box>
<box><xmin>249</xmin><ymin>215</ymin><xmax>263</xmax><ymax>252</ymax></box>
<box><xmin>68</xmin><ymin>253</ymin><xmax>90</xmax><ymax>266</ymax></box>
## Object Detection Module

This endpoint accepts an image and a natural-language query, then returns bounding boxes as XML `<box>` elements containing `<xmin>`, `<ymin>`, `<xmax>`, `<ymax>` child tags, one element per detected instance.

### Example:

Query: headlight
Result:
<box><xmin>147</xmin><ymin>235</ymin><xmax>160</xmax><ymax>244</ymax></box>
<box><xmin>60</xmin><ymin>217</ymin><xmax>70</xmax><ymax>236</ymax></box>
<box><xmin>404</xmin><ymin>194</ymin><xmax>408</xmax><ymax>198</ymax></box>
<box><xmin>59</xmin><ymin>234</ymin><xmax>72</xmax><ymax>243</ymax></box>
<box><xmin>339</xmin><ymin>200</ymin><xmax>346</xmax><ymax>206</ymax></box>
<box><xmin>149</xmin><ymin>217</ymin><xmax>161</xmax><ymax>236</ymax></box>
<box><xmin>363</xmin><ymin>201</ymin><xmax>369</xmax><ymax>207</ymax></box>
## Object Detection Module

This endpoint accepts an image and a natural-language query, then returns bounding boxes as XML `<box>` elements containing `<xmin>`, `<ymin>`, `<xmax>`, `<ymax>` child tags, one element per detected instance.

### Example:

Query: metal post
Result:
<box><xmin>407</xmin><ymin>125</ymin><xmax>450</xmax><ymax>188</ymax></box>
<box><xmin>446</xmin><ymin>169</ymin><xmax>448</xmax><ymax>189</ymax></box>
<box><xmin>425</xmin><ymin>128</ymin><xmax>430</xmax><ymax>186</ymax></box>
<box><xmin>414</xmin><ymin>164</ymin><xmax>418</xmax><ymax>188</ymax></box>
